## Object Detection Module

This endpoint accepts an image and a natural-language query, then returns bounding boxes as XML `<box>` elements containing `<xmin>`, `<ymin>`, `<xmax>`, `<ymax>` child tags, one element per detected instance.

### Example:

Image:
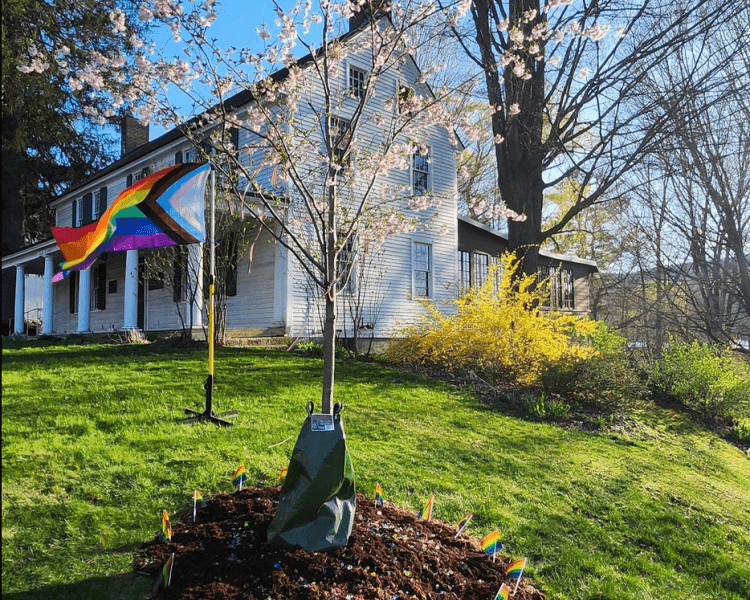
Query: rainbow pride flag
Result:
<box><xmin>506</xmin><ymin>557</ymin><xmax>526</xmax><ymax>580</ymax></box>
<box><xmin>193</xmin><ymin>491</ymin><xmax>205</xmax><ymax>523</ymax></box>
<box><xmin>162</xmin><ymin>552</ymin><xmax>174</xmax><ymax>588</ymax></box>
<box><xmin>417</xmin><ymin>495</ymin><xmax>434</xmax><ymax>520</ymax></box>
<box><xmin>374</xmin><ymin>483</ymin><xmax>384</xmax><ymax>507</ymax></box>
<box><xmin>51</xmin><ymin>162</ymin><xmax>210</xmax><ymax>281</ymax></box>
<box><xmin>494</xmin><ymin>583</ymin><xmax>510</xmax><ymax>600</ymax></box>
<box><xmin>279</xmin><ymin>468</ymin><xmax>288</xmax><ymax>485</ymax></box>
<box><xmin>481</xmin><ymin>530</ymin><xmax>503</xmax><ymax>556</ymax></box>
<box><xmin>161</xmin><ymin>510</ymin><xmax>172</xmax><ymax>541</ymax></box>
<box><xmin>455</xmin><ymin>512</ymin><xmax>472</xmax><ymax>538</ymax></box>
<box><xmin>232</xmin><ymin>464</ymin><xmax>247</xmax><ymax>489</ymax></box>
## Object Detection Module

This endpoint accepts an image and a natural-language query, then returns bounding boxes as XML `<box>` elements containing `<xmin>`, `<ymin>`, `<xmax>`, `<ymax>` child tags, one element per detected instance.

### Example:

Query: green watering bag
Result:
<box><xmin>267</xmin><ymin>402</ymin><xmax>356</xmax><ymax>551</ymax></box>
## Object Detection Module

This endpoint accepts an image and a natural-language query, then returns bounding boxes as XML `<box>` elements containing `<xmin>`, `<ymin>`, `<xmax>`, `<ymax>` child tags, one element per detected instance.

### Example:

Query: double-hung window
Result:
<box><xmin>92</xmin><ymin>187</ymin><xmax>107</xmax><ymax>221</ymax></box>
<box><xmin>413</xmin><ymin>241</ymin><xmax>432</xmax><ymax>298</ymax></box>
<box><xmin>412</xmin><ymin>149</ymin><xmax>429</xmax><ymax>195</ymax></box>
<box><xmin>73</xmin><ymin>198</ymin><xmax>84</xmax><ymax>227</ymax></box>
<box><xmin>348</xmin><ymin>65</ymin><xmax>366</xmax><ymax>99</ymax></box>
<box><xmin>336</xmin><ymin>235</ymin><xmax>357</xmax><ymax>294</ymax></box>
<box><xmin>473</xmin><ymin>253</ymin><xmax>489</xmax><ymax>289</ymax></box>
<box><xmin>562</xmin><ymin>268</ymin><xmax>575</xmax><ymax>309</ymax></box>
<box><xmin>329</xmin><ymin>116</ymin><xmax>351</xmax><ymax>166</ymax></box>
<box><xmin>458</xmin><ymin>250</ymin><xmax>471</xmax><ymax>292</ymax></box>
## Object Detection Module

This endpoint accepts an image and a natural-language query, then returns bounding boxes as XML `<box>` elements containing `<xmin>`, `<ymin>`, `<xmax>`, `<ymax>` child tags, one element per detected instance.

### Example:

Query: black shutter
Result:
<box><xmin>127</xmin><ymin>174</ymin><xmax>133</xmax><ymax>187</ymax></box>
<box><xmin>72</xmin><ymin>200</ymin><xmax>77</xmax><ymax>226</ymax></box>
<box><xmin>175</xmin><ymin>150</ymin><xmax>183</xmax><ymax>164</ymax></box>
<box><xmin>82</xmin><ymin>193</ymin><xmax>93</xmax><ymax>225</ymax></box>
<box><xmin>96</xmin><ymin>263</ymin><xmax>107</xmax><ymax>310</ymax></box>
<box><xmin>142</xmin><ymin>166</ymin><xmax>150</xmax><ymax>177</ymax></box>
<box><xmin>97</xmin><ymin>187</ymin><xmax>107</xmax><ymax>217</ymax></box>
<box><xmin>230</xmin><ymin>127</ymin><xmax>239</xmax><ymax>152</ymax></box>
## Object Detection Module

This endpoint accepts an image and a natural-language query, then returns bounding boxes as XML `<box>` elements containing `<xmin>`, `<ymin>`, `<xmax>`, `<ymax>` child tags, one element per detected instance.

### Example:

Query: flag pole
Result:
<box><xmin>512</xmin><ymin>558</ymin><xmax>527</xmax><ymax>595</ymax></box>
<box><xmin>182</xmin><ymin>165</ymin><xmax>237</xmax><ymax>426</ymax></box>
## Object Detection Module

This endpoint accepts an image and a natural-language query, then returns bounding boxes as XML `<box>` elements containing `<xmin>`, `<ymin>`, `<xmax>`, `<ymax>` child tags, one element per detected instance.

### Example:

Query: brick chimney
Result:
<box><xmin>349</xmin><ymin>0</ymin><xmax>390</xmax><ymax>31</ymax></box>
<box><xmin>120</xmin><ymin>115</ymin><xmax>149</xmax><ymax>157</ymax></box>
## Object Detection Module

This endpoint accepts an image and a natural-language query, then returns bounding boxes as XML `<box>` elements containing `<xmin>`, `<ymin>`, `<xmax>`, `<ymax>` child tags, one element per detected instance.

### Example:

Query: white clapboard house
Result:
<box><xmin>2</xmin><ymin>15</ymin><xmax>597</xmax><ymax>340</ymax></box>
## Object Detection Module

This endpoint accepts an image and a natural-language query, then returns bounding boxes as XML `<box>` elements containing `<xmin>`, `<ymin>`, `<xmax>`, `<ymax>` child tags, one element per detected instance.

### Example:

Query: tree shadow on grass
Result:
<box><xmin>3</xmin><ymin>572</ymin><xmax>151</xmax><ymax>600</ymax></box>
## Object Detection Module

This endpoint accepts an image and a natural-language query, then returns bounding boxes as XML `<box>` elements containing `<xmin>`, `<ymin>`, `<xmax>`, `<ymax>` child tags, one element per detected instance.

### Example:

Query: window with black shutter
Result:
<box><xmin>127</xmin><ymin>173</ymin><xmax>133</xmax><ymax>187</ymax></box>
<box><xmin>175</xmin><ymin>150</ymin><xmax>183</xmax><ymax>164</ymax></box>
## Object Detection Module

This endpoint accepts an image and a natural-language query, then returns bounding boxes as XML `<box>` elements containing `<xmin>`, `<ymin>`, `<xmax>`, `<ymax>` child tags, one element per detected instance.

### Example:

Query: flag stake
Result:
<box><xmin>182</xmin><ymin>167</ymin><xmax>238</xmax><ymax>427</ymax></box>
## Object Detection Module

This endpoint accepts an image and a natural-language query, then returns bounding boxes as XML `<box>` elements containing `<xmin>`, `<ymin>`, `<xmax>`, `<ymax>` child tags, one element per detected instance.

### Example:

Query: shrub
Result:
<box><xmin>650</xmin><ymin>339</ymin><xmax>750</xmax><ymax>421</ymax></box>
<box><xmin>731</xmin><ymin>416</ymin><xmax>750</xmax><ymax>446</ymax></box>
<box><xmin>540</xmin><ymin>352</ymin><xmax>648</xmax><ymax>414</ymax></box>
<box><xmin>387</xmin><ymin>253</ymin><xmax>598</xmax><ymax>386</ymax></box>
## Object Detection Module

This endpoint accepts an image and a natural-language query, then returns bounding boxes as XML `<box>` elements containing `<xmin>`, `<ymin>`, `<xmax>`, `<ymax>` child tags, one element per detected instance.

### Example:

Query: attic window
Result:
<box><xmin>349</xmin><ymin>65</ymin><xmax>366</xmax><ymax>99</ymax></box>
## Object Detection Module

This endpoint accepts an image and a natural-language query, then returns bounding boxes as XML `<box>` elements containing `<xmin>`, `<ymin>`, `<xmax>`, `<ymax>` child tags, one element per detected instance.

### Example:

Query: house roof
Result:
<box><xmin>458</xmin><ymin>214</ymin><xmax>599</xmax><ymax>270</ymax></box>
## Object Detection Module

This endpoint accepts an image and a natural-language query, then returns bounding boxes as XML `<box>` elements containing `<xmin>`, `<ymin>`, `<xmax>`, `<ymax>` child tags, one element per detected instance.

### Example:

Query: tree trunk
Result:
<box><xmin>321</xmin><ymin>290</ymin><xmax>336</xmax><ymax>415</ymax></box>
<box><xmin>473</xmin><ymin>0</ymin><xmax>546</xmax><ymax>280</ymax></box>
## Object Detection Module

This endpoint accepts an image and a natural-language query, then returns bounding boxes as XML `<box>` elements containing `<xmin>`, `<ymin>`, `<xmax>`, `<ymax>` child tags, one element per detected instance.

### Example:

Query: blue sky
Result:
<box><xmin>148</xmin><ymin>0</ymin><xmax>317</xmax><ymax>136</ymax></box>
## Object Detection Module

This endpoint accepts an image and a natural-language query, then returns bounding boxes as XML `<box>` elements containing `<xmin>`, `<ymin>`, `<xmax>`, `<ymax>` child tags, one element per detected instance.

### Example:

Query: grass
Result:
<box><xmin>2</xmin><ymin>339</ymin><xmax>749</xmax><ymax>600</ymax></box>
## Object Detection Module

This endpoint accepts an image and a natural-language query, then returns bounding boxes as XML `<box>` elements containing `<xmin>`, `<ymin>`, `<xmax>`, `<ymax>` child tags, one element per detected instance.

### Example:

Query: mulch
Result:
<box><xmin>134</xmin><ymin>486</ymin><xmax>546</xmax><ymax>600</ymax></box>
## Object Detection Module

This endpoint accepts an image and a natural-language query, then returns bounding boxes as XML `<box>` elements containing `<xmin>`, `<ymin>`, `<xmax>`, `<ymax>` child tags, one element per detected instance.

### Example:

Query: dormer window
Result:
<box><xmin>349</xmin><ymin>65</ymin><xmax>366</xmax><ymax>99</ymax></box>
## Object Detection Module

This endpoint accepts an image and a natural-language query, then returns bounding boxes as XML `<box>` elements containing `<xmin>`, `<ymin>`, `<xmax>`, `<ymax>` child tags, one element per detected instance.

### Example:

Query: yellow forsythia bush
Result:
<box><xmin>388</xmin><ymin>253</ymin><xmax>598</xmax><ymax>386</ymax></box>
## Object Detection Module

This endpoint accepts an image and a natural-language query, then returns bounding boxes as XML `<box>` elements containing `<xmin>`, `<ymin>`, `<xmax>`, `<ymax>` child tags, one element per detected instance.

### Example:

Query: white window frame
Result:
<box><xmin>348</xmin><ymin>64</ymin><xmax>366</xmax><ymax>99</ymax></box>
<box><xmin>395</xmin><ymin>80</ymin><xmax>415</xmax><ymax>115</ymax></box>
<box><xmin>412</xmin><ymin>240</ymin><xmax>433</xmax><ymax>299</ymax></box>
<box><xmin>328</xmin><ymin>116</ymin><xmax>352</xmax><ymax>165</ymax></box>
<box><xmin>74</xmin><ymin>198</ymin><xmax>84</xmax><ymax>227</ymax></box>
<box><xmin>184</xmin><ymin>148</ymin><xmax>198</xmax><ymax>163</ymax></box>
<box><xmin>458</xmin><ymin>250</ymin><xmax>471</xmax><ymax>293</ymax></box>
<box><xmin>92</xmin><ymin>189</ymin><xmax>102</xmax><ymax>221</ymax></box>
<box><xmin>411</xmin><ymin>147</ymin><xmax>430</xmax><ymax>195</ymax></box>
<box><xmin>336</xmin><ymin>234</ymin><xmax>357</xmax><ymax>295</ymax></box>
<box><xmin>473</xmin><ymin>252</ymin><xmax>489</xmax><ymax>289</ymax></box>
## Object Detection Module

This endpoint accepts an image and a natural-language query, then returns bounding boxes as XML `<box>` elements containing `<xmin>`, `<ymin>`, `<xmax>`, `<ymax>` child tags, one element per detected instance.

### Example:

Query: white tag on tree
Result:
<box><xmin>310</xmin><ymin>414</ymin><xmax>334</xmax><ymax>431</ymax></box>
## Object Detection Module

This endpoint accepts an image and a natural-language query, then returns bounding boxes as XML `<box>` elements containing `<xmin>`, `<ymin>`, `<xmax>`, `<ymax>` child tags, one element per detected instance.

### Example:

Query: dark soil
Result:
<box><xmin>135</xmin><ymin>486</ymin><xmax>546</xmax><ymax>600</ymax></box>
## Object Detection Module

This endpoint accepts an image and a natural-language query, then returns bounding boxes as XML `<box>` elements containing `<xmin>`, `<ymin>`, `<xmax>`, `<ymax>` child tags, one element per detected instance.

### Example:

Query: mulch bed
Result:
<box><xmin>135</xmin><ymin>486</ymin><xmax>546</xmax><ymax>600</ymax></box>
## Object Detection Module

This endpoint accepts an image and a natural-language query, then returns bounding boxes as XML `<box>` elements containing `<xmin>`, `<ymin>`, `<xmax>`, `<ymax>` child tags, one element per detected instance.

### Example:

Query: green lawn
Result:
<box><xmin>2</xmin><ymin>340</ymin><xmax>748</xmax><ymax>599</ymax></box>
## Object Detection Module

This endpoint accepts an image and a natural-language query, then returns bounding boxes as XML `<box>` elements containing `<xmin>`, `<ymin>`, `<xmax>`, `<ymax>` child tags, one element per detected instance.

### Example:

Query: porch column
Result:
<box><xmin>76</xmin><ymin>267</ymin><xmax>91</xmax><ymax>333</ymax></box>
<box><xmin>122</xmin><ymin>249</ymin><xmax>139</xmax><ymax>330</ymax></box>
<box><xmin>14</xmin><ymin>265</ymin><xmax>25</xmax><ymax>335</ymax></box>
<box><xmin>188</xmin><ymin>243</ymin><xmax>204</xmax><ymax>329</ymax></box>
<box><xmin>42</xmin><ymin>255</ymin><xmax>54</xmax><ymax>334</ymax></box>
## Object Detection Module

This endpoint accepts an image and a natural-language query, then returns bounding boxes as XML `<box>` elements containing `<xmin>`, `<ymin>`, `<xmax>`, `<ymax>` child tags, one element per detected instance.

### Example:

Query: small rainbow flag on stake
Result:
<box><xmin>232</xmin><ymin>465</ymin><xmax>247</xmax><ymax>490</ymax></box>
<box><xmin>193</xmin><ymin>491</ymin><xmax>204</xmax><ymax>523</ymax></box>
<box><xmin>162</xmin><ymin>552</ymin><xmax>174</xmax><ymax>588</ymax></box>
<box><xmin>506</xmin><ymin>557</ymin><xmax>527</xmax><ymax>594</ymax></box>
<box><xmin>454</xmin><ymin>512</ymin><xmax>472</xmax><ymax>538</ymax></box>
<box><xmin>417</xmin><ymin>495</ymin><xmax>434</xmax><ymax>521</ymax></box>
<box><xmin>161</xmin><ymin>510</ymin><xmax>172</xmax><ymax>541</ymax></box>
<box><xmin>278</xmin><ymin>468</ymin><xmax>288</xmax><ymax>485</ymax></box>
<box><xmin>481</xmin><ymin>530</ymin><xmax>503</xmax><ymax>562</ymax></box>
<box><xmin>374</xmin><ymin>483</ymin><xmax>384</xmax><ymax>508</ymax></box>
<box><xmin>494</xmin><ymin>582</ymin><xmax>510</xmax><ymax>600</ymax></box>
